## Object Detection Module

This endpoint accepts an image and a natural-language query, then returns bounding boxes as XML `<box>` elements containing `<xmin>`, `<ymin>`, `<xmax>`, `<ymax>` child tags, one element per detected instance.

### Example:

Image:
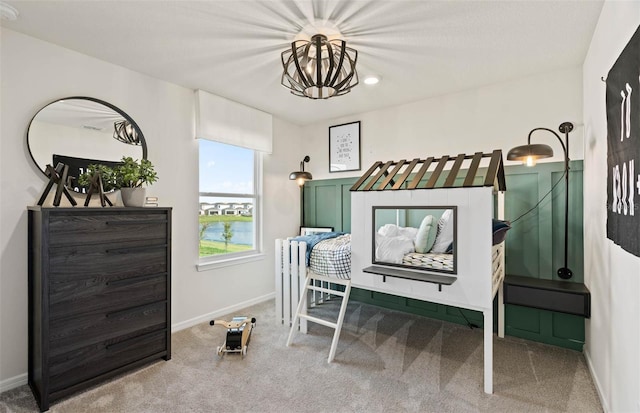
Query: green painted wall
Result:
<box><xmin>303</xmin><ymin>160</ymin><xmax>585</xmax><ymax>351</ymax></box>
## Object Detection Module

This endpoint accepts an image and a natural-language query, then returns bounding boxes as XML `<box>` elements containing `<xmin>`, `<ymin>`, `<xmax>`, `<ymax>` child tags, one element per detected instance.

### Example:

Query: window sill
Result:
<box><xmin>196</xmin><ymin>253</ymin><xmax>265</xmax><ymax>272</ymax></box>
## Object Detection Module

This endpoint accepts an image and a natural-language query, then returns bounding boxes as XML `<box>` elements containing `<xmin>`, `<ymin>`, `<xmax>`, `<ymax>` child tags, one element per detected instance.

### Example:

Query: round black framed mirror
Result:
<box><xmin>27</xmin><ymin>96</ymin><xmax>147</xmax><ymax>193</ymax></box>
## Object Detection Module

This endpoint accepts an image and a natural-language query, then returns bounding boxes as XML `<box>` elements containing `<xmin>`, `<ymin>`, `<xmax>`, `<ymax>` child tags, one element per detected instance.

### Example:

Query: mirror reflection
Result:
<box><xmin>373</xmin><ymin>206</ymin><xmax>457</xmax><ymax>274</ymax></box>
<box><xmin>27</xmin><ymin>97</ymin><xmax>146</xmax><ymax>193</ymax></box>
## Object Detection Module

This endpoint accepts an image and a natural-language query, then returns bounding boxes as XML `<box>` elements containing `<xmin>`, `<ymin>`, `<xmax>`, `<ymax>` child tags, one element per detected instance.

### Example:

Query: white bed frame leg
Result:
<box><xmin>498</xmin><ymin>282</ymin><xmax>505</xmax><ymax>338</ymax></box>
<box><xmin>483</xmin><ymin>309</ymin><xmax>493</xmax><ymax>394</ymax></box>
<box><xmin>275</xmin><ymin>239</ymin><xmax>283</xmax><ymax>325</ymax></box>
<box><xmin>298</xmin><ymin>243</ymin><xmax>308</xmax><ymax>334</ymax></box>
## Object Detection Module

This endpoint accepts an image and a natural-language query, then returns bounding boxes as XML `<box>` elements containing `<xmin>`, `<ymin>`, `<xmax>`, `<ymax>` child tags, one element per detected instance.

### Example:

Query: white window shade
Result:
<box><xmin>195</xmin><ymin>89</ymin><xmax>273</xmax><ymax>154</ymax></box>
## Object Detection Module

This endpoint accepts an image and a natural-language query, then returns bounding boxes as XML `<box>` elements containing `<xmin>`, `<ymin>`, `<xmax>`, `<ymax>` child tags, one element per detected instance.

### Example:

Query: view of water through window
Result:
<box><xmin>199</xmin><ymin>140</ymin><xmax>256</xmax><ymax>257</ymax></box>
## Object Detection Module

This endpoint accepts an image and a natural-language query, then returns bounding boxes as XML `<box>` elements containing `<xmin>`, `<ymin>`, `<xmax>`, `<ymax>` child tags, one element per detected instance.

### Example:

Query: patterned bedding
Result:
<box><xmin>309</xmin><ymin>234</ymin><xmax>351</xmax><ymax>279</ymax></box>
<box><xmin>402</xmin><ymin>252</ymin><xmax>453</xmax><ymax>271</ymax></box>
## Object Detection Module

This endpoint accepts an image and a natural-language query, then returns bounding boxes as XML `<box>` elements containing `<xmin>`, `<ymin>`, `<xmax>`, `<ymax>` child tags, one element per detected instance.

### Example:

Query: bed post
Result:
<box><xmin>497</xmin><ymin>190</ymin><xmax>506</xmax><ymax>339</ymax></box>
<box><xmin>275</xmin><ymin>239</ymin><xmax>283</xmax><ymax>325</ymax></box>
<box><xmin>483</xmin><ymin>308</ymin><xmax>493</xmax><ymax>394</ymax></box>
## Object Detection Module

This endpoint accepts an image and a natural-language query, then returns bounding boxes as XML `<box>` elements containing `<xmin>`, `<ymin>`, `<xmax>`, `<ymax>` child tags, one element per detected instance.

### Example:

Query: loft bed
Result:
<box><xmin>276</xmin><ymin>150</ymin><xmax>508</xmax><ymax>394</ymax></box>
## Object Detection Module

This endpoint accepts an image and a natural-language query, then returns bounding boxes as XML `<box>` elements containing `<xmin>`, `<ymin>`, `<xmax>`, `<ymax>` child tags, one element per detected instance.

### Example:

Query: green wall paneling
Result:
<box><xmin>303</xmin><ymin>161</ymin><xmax>585</xmax><ymax>350</ymax></box>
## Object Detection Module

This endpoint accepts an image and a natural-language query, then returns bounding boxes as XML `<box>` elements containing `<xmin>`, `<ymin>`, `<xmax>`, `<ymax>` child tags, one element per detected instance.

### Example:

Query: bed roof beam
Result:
<box><xmin>362</xmin><ymin>161</ymin><xmax>394</xmax><ymax>191</ymax></box>
<box><xmin>350</xmin><ymin>161</ymin><xmax>383</xmax><ymax>191</ymax></box>
<box><xmin>391</xmin><ymin>158</ymin><xmax>420</xmax><ymax>190</ymax></box>
<box><xmin>463</xmin><ymin>152</ymin><xmax>484</xmax><ymax>187</ymax></box>
<box><xmin>424</xmin><ymin>155</ymin><xmax>449</xmax><ymax>189</ymax></box>
<box><xmin>407</xmin><ymin>157</ymin><xmax>434</xmax><ymax>189</ymax></box>
<box><xmin>443</xmin><ymin>154</ymin><xmax>466</xmax><ymax>187</ymax></box>
<box><xmin>484</xmin><ymin>149</ymin><xmax>506</xmax><ymax>191</ymax></box>
<box><xmin>377</xmin><ymin>159</ymin><xmax>406</xmax><ymax>190</ymax></box>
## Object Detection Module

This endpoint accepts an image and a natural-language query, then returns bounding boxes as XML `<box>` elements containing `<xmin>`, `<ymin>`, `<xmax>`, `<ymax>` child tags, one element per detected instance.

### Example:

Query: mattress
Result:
<box><xmin>402</xmin><ymin>252</ymin><xmax>454</xmax><ymax>272</ymax></box>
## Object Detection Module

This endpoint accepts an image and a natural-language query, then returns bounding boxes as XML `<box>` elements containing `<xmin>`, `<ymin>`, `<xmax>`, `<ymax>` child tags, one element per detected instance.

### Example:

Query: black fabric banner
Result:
<box><xmin>606</xmin><ymin>25</ymin><xmax>640</xmax><ymax>257</ymax></box>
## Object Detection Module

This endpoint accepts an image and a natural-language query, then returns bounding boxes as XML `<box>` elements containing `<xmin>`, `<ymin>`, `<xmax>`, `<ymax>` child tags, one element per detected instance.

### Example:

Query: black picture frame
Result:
<box><xmin>329</xmin><ymin>121</ymin><xmax>361</xmax><ymax>172</ymax></box>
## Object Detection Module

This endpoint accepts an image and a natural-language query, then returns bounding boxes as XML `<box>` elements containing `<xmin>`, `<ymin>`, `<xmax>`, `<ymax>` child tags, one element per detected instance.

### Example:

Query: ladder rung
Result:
<box><xmin>299</xmin><ymin>314</ymin><xmax>338</xmax><ymax>329</ymax></box>
<box><xmin>306</xmin><ymin>285</ymin><xmax>346</xmax><ymax>296</ymax></box>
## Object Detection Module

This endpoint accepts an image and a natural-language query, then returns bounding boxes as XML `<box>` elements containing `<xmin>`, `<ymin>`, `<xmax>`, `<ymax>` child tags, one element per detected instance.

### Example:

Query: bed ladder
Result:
<box><xmin>286</xmin><ymin>273</ymin><xmax>352</xmax><ymax>363</ymax></box>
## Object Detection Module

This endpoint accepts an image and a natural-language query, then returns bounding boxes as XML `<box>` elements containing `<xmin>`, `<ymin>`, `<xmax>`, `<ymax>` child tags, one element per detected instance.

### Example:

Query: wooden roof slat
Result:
<box><xmin>443</xmin><ymin>154</ymin><xmax>466</xmax><ymax>187</ymax></box>
<box><xmin>363</xmin><ymin>161</ymin><xmax>394</xmax><ymax>191</ymax></box>
<box><xmin>463</xmin><ymin>152</ymin><xmax>484</xmax><ymax>187</ymax></box>
<box><xmin>407</xmin><ymin>157</ymin><xmax>434</xmax><ymax>189</ymax></box>
<box><xmin>484</xmin><ymin>149</ymin><xmax>503</xmax><ymax>188</ymax></box>
<box><xmin>424</xmin><ymin>156</ymin><xmax>449</xmax><ymax>189</ymax></box>
<box><xmin>351</xmin><ymin>150</ymin><xmax>506</xmax><ymax>192</ymax></box>
<box><xmin>377</xmin><ymin>159</ymin><xmax>406</xmax><ymax>190</ymax></box>
<box><xmin>391</xmin><ymin>158</ymin><xmax>420</xmax><ymax>190</ymax></box>
<box><xmin>350</xmin><ymin>161</ymin><xmax>383</xmax><ymax>191</ymax></box>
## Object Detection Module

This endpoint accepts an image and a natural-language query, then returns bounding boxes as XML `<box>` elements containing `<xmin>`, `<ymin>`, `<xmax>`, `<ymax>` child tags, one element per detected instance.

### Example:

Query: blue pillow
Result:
<box><xmin>492</xmin><ymin>219</ymin><xmax>511</xmax><ymax>245</ymax></box>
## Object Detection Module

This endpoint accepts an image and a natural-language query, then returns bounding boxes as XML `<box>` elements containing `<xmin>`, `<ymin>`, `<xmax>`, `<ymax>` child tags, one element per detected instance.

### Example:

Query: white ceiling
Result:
<box><xmin>1</xmin><ymin>0</ymin><xmax>603</xmax><ymax>126</ymax></box>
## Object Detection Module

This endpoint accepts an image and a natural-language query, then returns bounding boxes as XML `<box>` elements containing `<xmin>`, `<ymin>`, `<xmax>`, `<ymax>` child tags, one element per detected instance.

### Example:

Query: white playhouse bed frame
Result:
<box><xmin>276</xmin><ymin>151</ymin><xmax>507</xmax><ymax>394</ymax></box>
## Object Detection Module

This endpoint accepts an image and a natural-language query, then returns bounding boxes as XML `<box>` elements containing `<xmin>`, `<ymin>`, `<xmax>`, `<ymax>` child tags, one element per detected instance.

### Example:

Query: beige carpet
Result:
<box><xmin>1</xmin><ymin>299</ymin><xmax>602</xmax><ymax>412</ymax></box>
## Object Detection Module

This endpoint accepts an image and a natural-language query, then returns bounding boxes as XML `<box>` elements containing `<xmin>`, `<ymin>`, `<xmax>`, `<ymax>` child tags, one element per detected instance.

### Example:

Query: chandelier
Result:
<box><xmin>281</xmin><ymin>34</ymin><xmax>358</xmax><ymax>99</ymax></box>
<box><xmin>113</xmin><ymin>119</ymin><xmax>140</xmax><ymax>145</ymax></box>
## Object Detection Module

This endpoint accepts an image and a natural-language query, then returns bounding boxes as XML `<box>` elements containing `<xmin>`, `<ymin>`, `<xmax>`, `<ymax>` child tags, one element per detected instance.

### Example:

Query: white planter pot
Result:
<box><xmin>120</xmin><ymin>187</ymin><xmax>146</xmax><ymax>207</ymax></box>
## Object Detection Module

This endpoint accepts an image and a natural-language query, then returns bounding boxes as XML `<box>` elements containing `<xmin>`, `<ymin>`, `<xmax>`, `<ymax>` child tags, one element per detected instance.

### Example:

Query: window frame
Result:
<box><xmin>197</xmin><ymin>143</ymin><xmax>264</xmax><ymax>271</ymax></box>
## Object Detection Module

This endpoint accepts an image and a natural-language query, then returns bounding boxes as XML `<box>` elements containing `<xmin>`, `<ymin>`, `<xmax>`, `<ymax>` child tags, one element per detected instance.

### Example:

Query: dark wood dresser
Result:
<box><xmin>27</xmin><ymin>207</ymin><xmax>172</xmax><ymax>411</ymax></box>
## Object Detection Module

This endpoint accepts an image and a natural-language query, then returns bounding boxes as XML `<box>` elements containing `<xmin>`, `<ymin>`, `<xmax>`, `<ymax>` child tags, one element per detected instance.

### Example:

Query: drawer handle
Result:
<box><xmin>106</xmin><ymin>273</ymin><xmax>167</xmax><ymax>287</ymax></box>
<box><xmin>106</xmin><ymin>301</ymin><xmax>166</xmax><ymax>319</ymax></box>
<box><xmin>106</xmin><ymin>219</ymin><xmax>167</xmax><ymax>226</ymax></box>
<box><xmin>106</xmin><ymin>244</ymin><xmax>167</xmax><ymax>254</ymax></box>
<box><xmin>105</xmin><ymin>330</ymin><xmax>165</xmax><ymax>352</ymax></box>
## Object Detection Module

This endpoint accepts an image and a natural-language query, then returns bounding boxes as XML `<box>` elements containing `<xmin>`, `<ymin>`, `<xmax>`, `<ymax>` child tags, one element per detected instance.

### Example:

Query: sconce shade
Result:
<box><xmin>507</xmin><ymin>143</ymin><xmax>553</xmax><ymax>166</ymax></box>
<box><xmin>281</xmin><ymin>34</ymin><xmax>358</xmax><ymax>99</ymax></box>
<box><xmin>289</xmin><ymin>171</ymin><xmax>313</xmax><ymax>181</ymax></box>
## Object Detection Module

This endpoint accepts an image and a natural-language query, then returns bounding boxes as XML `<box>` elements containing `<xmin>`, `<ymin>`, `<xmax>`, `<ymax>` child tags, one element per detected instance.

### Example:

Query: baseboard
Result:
<box><xmin>584</xmin><ymin>347</ymin><xmax>609</xmax><ymax>413</ymax></box>
<box><xmin>0</xmin><ymin>372</ymin><xmax>27</xmax><ymax>393</ymax></box>
<box><xmin>171</xmin><ymin>292</ymin><xmax>275</xmax><ymax>333</ymax></box>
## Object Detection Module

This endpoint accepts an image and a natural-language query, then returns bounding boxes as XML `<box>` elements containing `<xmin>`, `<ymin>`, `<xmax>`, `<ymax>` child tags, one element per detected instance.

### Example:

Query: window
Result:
<box><xmin>198</xmin><ymin>140</ymin><xmax>261</xmax><ymax>266</ymax></box>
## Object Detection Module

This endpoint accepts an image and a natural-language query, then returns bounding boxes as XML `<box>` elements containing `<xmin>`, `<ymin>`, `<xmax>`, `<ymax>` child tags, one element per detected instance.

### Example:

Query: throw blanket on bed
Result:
<box><xmin>291</xmin><ymin>232</ymin><xmax>346</xmax><ymax>265</ymax></box>
<box><xmin>308</xmin><ymin>234</ymin><xmax>351</xmax><ymax>279</ymax></box>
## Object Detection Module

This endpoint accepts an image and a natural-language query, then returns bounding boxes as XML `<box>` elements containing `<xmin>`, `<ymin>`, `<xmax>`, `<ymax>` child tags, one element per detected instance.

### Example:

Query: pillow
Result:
<box><xmin>397</xmin><ymin>225</ymin><xmax>418</xmax><ymax>241</ymax></box>
<box><xmin>375</xmin><ymin>235</ymin><xmax>415</xmax><ymax>264</ymax></box>
<box><xmin>377</xmin><ymin>224</ymin><xmax>399</xmax><ymax>237</ymax></box>
<box><xmin>430</xmin><ymin>209</ymin><xmax>454</xmax><ymax>253</ymax></box>
<box><xmin>378</xmin><ymin>224</ymin><xmax>418</xmax><ymax>241</ymax></box>
<box><xmin>414</xmin><ymin>215</ymin><xmax>437</xmax><ymax>253</ymax></box>
<box><xmin>492</xmin><ymin>219</ymin><xmax>511</xmax><ymax>245</ymax></box>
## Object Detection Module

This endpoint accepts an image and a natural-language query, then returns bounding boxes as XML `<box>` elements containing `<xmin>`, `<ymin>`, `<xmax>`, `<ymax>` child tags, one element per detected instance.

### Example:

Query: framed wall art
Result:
<box><xmin>329</xmin><ymin>121</ymin><xmax>360</xmax><ymax>172</ymax></box>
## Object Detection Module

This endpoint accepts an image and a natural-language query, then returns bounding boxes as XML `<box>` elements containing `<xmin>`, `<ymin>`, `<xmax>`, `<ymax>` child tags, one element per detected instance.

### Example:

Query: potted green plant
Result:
<box><xmin>77</xmin><ymin>163</ymin><xmax>117</xmax><ymax>192</ymax></box>
<box><xmin>114</xmin><ymin>157</ymin><xmax>158</xmax><ymax>207</ymax></box>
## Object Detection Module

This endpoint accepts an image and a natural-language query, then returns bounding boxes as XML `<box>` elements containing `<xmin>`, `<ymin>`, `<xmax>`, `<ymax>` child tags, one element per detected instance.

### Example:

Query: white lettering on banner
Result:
<box><xmin>620</xmin><ymin>83</ymin><xmax>632</xmax><ymax>141</ymax></box>
<box><xmin>612</xmin><ymin>160</ymin><xmax>638</xmax><ymax>216</ymax></box>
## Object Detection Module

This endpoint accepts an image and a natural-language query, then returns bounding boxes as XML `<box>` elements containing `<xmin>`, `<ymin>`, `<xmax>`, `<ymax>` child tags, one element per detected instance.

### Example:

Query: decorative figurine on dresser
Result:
<box><xmin>26</xmin><ymin>97</ymin><xmax>171</xmax><ymax>411</ymax></box>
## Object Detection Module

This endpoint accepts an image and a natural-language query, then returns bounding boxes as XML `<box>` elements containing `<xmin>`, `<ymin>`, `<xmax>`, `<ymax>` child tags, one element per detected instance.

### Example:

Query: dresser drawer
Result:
<box><xmin>48</xmin><ymin>213</ymin><xmax>168</xmax><ymax>246</ymax></box>
<box><xmin>50</xmin><ymin>273</ymin><xmax>167</xmax><ymax>320</ymax></box>
<box><xmin>49</xmin><ymin>240</ymin><xmax>167</xmax><ymax>283</ymax></box>
<box><xmin>49</xmin><ymin>301</ymin><xmax>167</xmax><ymax>357</ymax></box>
<box><xmin>48</xmin><ymin>329</ymin><xmax>167</xmax><ymax>393</ymax></box>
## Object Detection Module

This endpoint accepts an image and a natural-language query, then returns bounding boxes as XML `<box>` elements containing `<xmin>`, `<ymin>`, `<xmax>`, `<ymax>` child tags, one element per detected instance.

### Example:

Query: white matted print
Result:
<box><xmin>300</xmin><ymin>226</ymin><xmax>334</xmax><ymax>236</ymax></box>
<box><xmin>329</xmin><ymin>121</ymin><xmax>360</xmax><ymax>172</ymax></box>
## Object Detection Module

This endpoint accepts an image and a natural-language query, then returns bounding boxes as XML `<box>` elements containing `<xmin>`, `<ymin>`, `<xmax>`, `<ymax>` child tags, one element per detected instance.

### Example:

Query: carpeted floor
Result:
<box><xmin>1</xmin><ymin>299</ymin><xmax>602</xmax><ymax>412</ymax></box>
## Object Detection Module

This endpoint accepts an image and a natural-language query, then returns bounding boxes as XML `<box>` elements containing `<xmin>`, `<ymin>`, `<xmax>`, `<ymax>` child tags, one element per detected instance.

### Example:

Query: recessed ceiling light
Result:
<box><xmin>0</xmin><ymin>1</ymin><xmax>19</xmax><ymax>21</ymax></box>
<box><xmin>363</xmin><ymin>75</ymin><xmax>380</xmax><ymax>85</ymax></box>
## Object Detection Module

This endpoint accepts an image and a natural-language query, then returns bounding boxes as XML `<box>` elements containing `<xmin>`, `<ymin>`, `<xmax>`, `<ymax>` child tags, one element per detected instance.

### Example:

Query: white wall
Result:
<box><xmin>0</xmin><ymin>29</ymin><xmax>302</xmax><ymax>388</ymax></box>
<box><xmin>583</xmin><ymin>2</ymin><xmax>640</xmax><ymax>412</ymax></box>
<box><xmin>301</xmin><ymin>67</ymin><xmax>584</xmax><ymax>181</ymax></box>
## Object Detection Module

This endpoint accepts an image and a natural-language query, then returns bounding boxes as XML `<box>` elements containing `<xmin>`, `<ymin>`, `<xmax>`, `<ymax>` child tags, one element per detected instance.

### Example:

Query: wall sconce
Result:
<box><xmin>507</xmin><ymin>121</ymin><xmax>574</xmax><ymax>279</ymax></box>
<box><xmin>289</xmin><ymin>156</ymin><xmax>313</xmax><ymax>186</ymax></box>
<box><xmin>289</xmin><ymin>156</ymin><xmax>313</xmax><ymax>226</ymax></box>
